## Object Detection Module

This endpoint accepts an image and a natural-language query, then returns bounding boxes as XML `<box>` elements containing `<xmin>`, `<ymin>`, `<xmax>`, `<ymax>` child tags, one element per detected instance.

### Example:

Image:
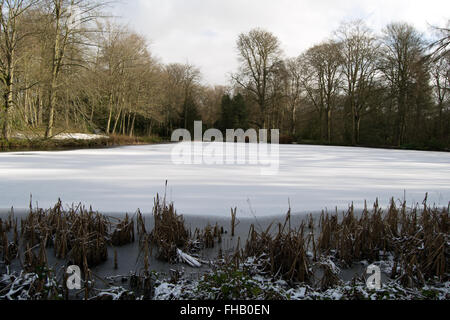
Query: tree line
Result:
<box><xmin>0</xmin><ymin>0</ymin><xmax>226</xmax><ymax>141</ymax></box>
<box><xmin>232</xmin><ymin>21</ymin><xmax>449</xmax><ymax>149</ymax></box>
<box><xmin>0</xmin><ymin>0</ymin><xmax>449</xmax><ymax>149</ymax></box>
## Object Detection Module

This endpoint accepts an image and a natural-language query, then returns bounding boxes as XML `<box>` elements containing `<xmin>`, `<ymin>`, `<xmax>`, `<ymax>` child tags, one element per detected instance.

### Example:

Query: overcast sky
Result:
<box><xmin>111</xmin><ymin>0</ymin><xmax>449</xmax><ymax>86</ymax></box>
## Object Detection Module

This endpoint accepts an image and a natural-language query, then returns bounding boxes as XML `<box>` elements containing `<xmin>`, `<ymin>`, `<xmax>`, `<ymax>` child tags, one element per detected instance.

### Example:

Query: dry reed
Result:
<box><xmin>149</xmin><ymin>194</ymin><xmax>190</xmax><ymax>262</ymax></box>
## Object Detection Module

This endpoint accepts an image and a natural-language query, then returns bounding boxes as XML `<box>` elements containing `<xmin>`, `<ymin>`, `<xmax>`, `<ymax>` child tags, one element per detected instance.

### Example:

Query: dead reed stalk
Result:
<box><xmin>111</xmin><ymin>214</ymin><xmax>135</xmax><ymax>246</ymax></box>
<box><xmin>244</xmin><ymin>212</ymin><xmax>312</xmax><ymax>283</ymax></box>
<box><xmin>149</xmin><ymin>194</ymin><xmax>190</xmax><ymax>262</ymax></box>
<box><xmin>231</xmin><ymin>207</ymin><xmax>237</xmax><ymax>237</ymax></box>
<box><xmin>315</xmin><ymin>197</ymin><xmax>449</xmax><ymax>286</ymax></box>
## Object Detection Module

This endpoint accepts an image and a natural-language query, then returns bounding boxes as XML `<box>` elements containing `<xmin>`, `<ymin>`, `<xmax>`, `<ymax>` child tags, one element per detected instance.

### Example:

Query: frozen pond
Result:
<box><xmin>0</xmin><ymin>142</ymin><xmax>449</xmax><ymax>217</ymax></box>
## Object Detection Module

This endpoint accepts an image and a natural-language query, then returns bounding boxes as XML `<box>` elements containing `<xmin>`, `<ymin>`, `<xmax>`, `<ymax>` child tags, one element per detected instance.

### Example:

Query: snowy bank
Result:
<box><xmin>53</xmin><ymin>133</ymin><xmax>109</xmax><ymax>140</ymax></box>
<box><xmin>12</xmin><ymin>132</ymin><xmax>109</xmax><ymax>141</ymax></box>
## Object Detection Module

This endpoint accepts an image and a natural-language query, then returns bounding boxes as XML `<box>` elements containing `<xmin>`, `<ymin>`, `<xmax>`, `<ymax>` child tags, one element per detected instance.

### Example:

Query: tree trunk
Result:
<box><xmin>2</xmin><ymin>72</ymin><xmax>15</xmax><ymax>140</ymax></box>
<box><xmin>45</xmin><ymin>77</ymin><xmax>58</xmax><ymax>138</ymax></box>
<box><xmin>112</xmin><ymin>108</ymin><xmax>122</xmax><ymax>135</ymax></box>
<box><xmin>351</xmin><ymin>102</ymin><xmax>356</xmax><ymax>145</ymax></box>
<box><xmin>38</xmin><ymin>93</ymin><xmax>43</xmax><ymax>126</ymax></box>
<box><xmin>356</xmin><ymin>115</ymin><xmax>361</xmax><ymax>145</ymax></box>
<box><xmin>106</xmin><ymin>93</ymin><xmax>113</xmax><ymax>134</ymax></box>
<box><xmin>129</xmin><ymin>113</ymin><xmax>136</xmax><ymax>137</ymax></box>
<box><xmin>319</xmin><ymin>109</ymin><xmax>324</xmax><ymax>142</ymax></box>
<box><xmin>327</xmin><ymin>109</ymin><xmax>332</xmax><ymax>144</ymax></box>
<box><xmin>2</xmin><ymin>100</ymin><xmax>11</xmax><ymax>140</ymax></box>
<box><xmin>45</xmin><ymin>3</ymin><xmax>64</xmax><ymax>138</ymax></box>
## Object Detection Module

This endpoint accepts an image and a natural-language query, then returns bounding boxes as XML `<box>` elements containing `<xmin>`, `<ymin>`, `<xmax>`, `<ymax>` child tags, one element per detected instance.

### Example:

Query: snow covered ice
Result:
<box><xmin>0</xmin><ymin>142</ymin><xmax>449</xmax><ymax>217</ymax></box>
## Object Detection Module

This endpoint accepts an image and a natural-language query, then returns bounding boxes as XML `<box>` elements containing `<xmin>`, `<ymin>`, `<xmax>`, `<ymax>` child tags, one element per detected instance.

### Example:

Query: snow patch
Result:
<box><xmin>176</xmin><ymin>249</ymin><xmax>202</xmax><ymax>268</ymax></box>
<box><xmin>53</xmin><ymin>133</ymin><xmax>109</xmax><ymax>140</ymax></box>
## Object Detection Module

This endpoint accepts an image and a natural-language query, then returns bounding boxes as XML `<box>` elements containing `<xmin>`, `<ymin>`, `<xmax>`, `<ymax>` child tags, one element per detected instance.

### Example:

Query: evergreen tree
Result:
<box><xmin>232</xmin><ymin>93</ymin><xmax>248</xmax><ymax>129</ymax></box>
<box><xmin>179</xmin><ymin>96</ymin><xmax>201</xmax><ymax>136</ymax></box>
<box><xmin>218</xmin><ymin>93</ymin><xmax>249</xmax><ymax>131</ymax></box>
<box><xmin>220</xmin><ymin>94</ymin><xmax>234</xmax><ymax>131</ymax></box>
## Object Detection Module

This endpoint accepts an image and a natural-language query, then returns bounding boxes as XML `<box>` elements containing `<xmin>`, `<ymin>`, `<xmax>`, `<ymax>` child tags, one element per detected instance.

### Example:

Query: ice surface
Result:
<box><xmin>0</xmin><ymin>142</ymin><xmax>449</xmax><ymax>217</ymax></box>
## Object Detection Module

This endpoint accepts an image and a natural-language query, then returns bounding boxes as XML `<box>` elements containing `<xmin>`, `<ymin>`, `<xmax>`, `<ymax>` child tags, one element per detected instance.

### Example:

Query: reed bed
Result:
<box><xmin>1</xmin><ymin>195</ymin><xmax>448</xmax><ymax>300</ymax></box>
<box><xmin>244</xmin><ymin>214</ymin><xmax>312</xmax><ymax>283</ymax></box>
<box><xmin>111</xmin><ymin>214</ymin><xmax>135</xmax><ymax>246</ymax></box>
<box><xmin>20</xmin><ymin>200</ymin><xmax>109</xmax><ymax>268</ymax></box>
<box><xmin>15</xmin><ymin>200</ymin><xmax>138</xmax><ymax>271</ymax></box>
<box><xmin>149</xmin><ymin>195</ymin><xmax>190</xmax><ymax>262</ymax></box>
<box><xmin>192</xmin><ymin>223</ymin><xmax>224</xmax><ymax>250</ymax></box>
<box><xmin>315</xmin><ymin>197</ymin><xmax>448</xmax><ymax>286</ymax></box>
<box><xmin>195</xmin><ymin>224</ymin><xmax>215</xmax><ymax>249</ymax></box>
<box><xmin>147</xmin><ymin>194</ymin><xmax>223</xmax><ymax>263</ymax></box>
<box><xmin>239</xmin><ymin>197</ymin><xmax>448</xmax><ymax>288</ymax></box>
<box><xmin>0</xmin><ymin>211</ymin><xmax>19</xmax><ymax>265</ymax></box>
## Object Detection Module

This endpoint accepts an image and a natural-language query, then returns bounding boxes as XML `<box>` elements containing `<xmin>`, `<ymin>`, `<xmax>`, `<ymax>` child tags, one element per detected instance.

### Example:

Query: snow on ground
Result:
<box><xmin>0</xmin><ymin>142</ymin><xmax>449</xmax><ymax>217</ymax></box>
<box><xmin>53</xmin><ymin>133</ymin><xmax>109</xmax><ymax>140</ymax></box>
<box><xmin>13</xmin><ymin>132</ymin><xmax>109</xmax><ymax>140</ymax></box>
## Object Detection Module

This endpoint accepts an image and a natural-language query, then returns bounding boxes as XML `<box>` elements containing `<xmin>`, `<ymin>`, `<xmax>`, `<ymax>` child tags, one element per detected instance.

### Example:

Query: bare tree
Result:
<box><xmin>0</xmin><ymin>0</ymin><xmax>38</xmax><ymax>140</ymax></box>
<box><xmin>96</xmin><ymin>23</ymin><xmax>154</xmax><ymax>135</ymax></box>
<box><xmin>233</xmin><ymin>28</ymin><xmax>282</xmax><ymax>128</ymax></box>
<box><xmin>197</xmin><ymin>85</ymin><xmax>227</xmax><ymax>128</ymax></box>
<box><xmin>429</xmin><ymin>20</ymin><xmax>450</xmax><ymax>62</ymax></box>
<box><xmin>336</xmin><ymin>20</ymin><xmax>379</xmax><ymax>144</ymax></box>
<box><xmin>285</xmin><ymin>57</ymin><xmax>303</xmax><ymax>135</ymax></box>
<box><xmin>163</xmin><ymin>63</ymin><xmax>201</xmax><ymax>131</ymax></box>
<box><xmin>300</xmin><ymin>41</ymin><xmax>343</xmax><ymax>143</ymax></box>
<box><xmin>430</xmin><ymin>56</ymin><xmax>449</xmax><ymax>136</ymax></box>
<box><xmin>43</xmin><ymin>0</ymin><xmax>108</xmax><ymax>138</ymax></box>
<box><xmin>380</xmin><ymin>23</ymin><xmax>424</xmax><ymax>146</ymax></box>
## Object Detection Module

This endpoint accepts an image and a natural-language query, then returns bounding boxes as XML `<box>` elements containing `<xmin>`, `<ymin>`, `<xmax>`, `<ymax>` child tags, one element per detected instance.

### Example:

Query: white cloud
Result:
<box><xmin>112</xmin><ymin>0</ymin><xmax>449</xmax><ymax>85</ymax></box>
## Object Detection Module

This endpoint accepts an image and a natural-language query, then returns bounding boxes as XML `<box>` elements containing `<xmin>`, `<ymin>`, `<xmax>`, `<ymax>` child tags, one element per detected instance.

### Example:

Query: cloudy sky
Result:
<box><xmin>111</xmin><ymin>0</ymin><xmax>449</xmax><ymax>85</ymax></box>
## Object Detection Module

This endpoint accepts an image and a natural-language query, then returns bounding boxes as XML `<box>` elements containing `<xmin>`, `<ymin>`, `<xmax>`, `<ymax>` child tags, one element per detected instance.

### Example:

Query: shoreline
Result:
<box><xmin>0</xmin><ymin>134</ymin><xmax>168</xmax><ymax>153</ymax></box>
<box><xmin>1</xmin><ymin>132</ymin><xmax>449</xmax><ymax>154</ymax></box>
